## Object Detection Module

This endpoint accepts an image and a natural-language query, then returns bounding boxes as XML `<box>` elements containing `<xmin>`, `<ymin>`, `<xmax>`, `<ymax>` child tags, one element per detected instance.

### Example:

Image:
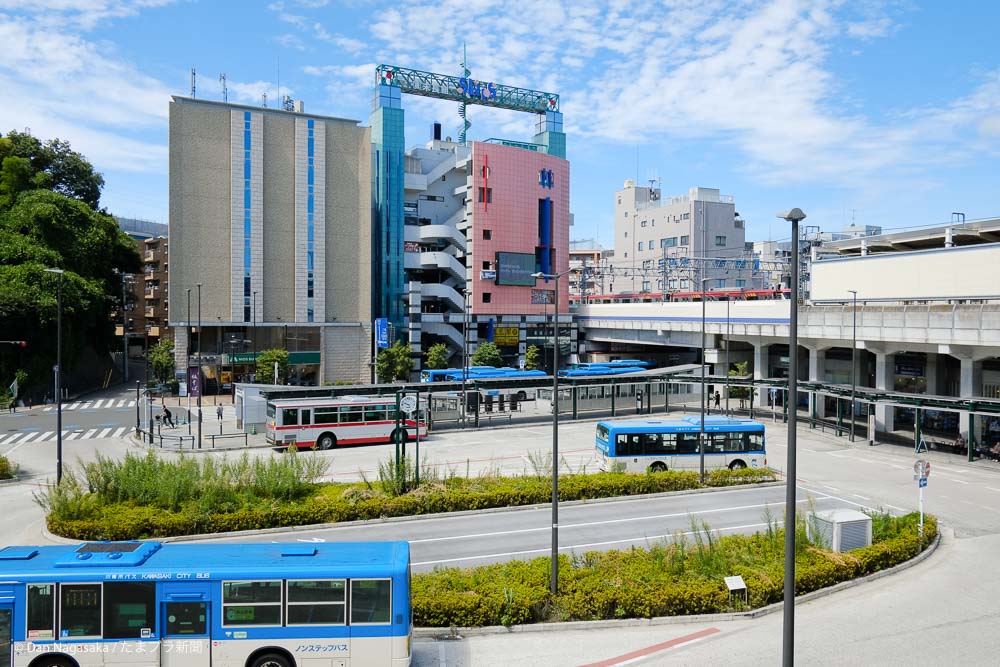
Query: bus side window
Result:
<box><xmin>27</xmin><ymin>584</ymin><xmax>55</xmax><ymax>639</ymax></box>
<box><xmin>314</xmin><ymin>408</ymin><xmax>337</xmax><ymax>425</ymax></box>
<box><xmin>642</xmin><ymin>433</ymin><xmax>662</xmax><ymax>455</ymax></box>
<box><xmin>300</xmin><ymin>409</ymin><xmax>311</xmax><ymax>426</ymax></box>
<box><xmin>60</xmin><ymin>583</ymin><xmax>101</xmax><ymax>638</ymax></box>
<box><xmin>748</xmin><ymin>433</ymin><xmax>764</xmax><ymax>451</ymax></box>
<box><xmin>350</xmin><ymin>579</ymin><xmax>392</xmax><ymax>625</ymax></box>
<box><xmin>104</xmin><ymin>582</ymin><xmax>155</xmax><ymax>639</ymax></box>
<box><xmin>616</xmin><ymin>434</ymin><xmax>629</xmax><ymax>455</ymax></box>
<box><xmin>678</xmin><ymin>433</ymin><xmax>699</xmax><ymax>454</ymax></box>
<box><xmin>282</xmin><ymin>409</ymin><xmax>299</xmax><ymax>427</ymax></box>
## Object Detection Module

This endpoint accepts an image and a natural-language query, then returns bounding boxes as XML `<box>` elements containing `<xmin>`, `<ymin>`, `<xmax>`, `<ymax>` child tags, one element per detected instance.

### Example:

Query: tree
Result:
<box><xmin>471</xmin><ymin>342</ymin><xmax>503</xmax><ymax>368</ymax></box>
<box><xmin>0</xmin><ymin>132</ymin><xmax>105</xmax><ymax>209</ymax></box>
<box><xmin>524</xmin><ymin>345</ymin><xmax>541</xmax><ymax>371</ymax></box>
<box><xmin>148</xmin><ymin>339</ymin><xmax>175</xmax><ymax>384</ymax></box>
<box><xmin>425</xmin><ymin>343</ymin><xmax>449</xmax><ymax>370</ymax></box>
<box><xmin>0</xmin><ymin>157</ymin><xmax>31</xmax><ymax>210</ymax></box>
<box><xmin>374</xmin><ymin>344</ymin><xmax>394</xmax><ymax>384</ymax></box>
<box><xmin>256</xmin><ymin>349</ymin><xmax>289</xmax><ymax>384</ymax></box>
<box><xmin>392</xmin><ymin>340</ymin><xmax>414</xmax><ymax>381</ymax></box>
<box><xmin>729</xmin><ymin>361</ymin><xmax>751</xmax><ymax>405</ymax></box>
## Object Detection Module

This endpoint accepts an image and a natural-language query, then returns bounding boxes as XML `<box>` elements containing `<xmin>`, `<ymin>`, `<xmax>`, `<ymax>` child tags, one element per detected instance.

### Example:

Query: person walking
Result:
<box><xmin>217</xmin><ymin>405</ymin><xmax>223</xmax><ymax>421</ymax></box>
<box><xmin>714</xmin><ymin>391</ymin><xmax>721</xmax><ymax>411</ymax></box>
<box><xmin>162</xmin><ymin>405</ymin><xmax>175</xmax><ymax>428</ymax></box>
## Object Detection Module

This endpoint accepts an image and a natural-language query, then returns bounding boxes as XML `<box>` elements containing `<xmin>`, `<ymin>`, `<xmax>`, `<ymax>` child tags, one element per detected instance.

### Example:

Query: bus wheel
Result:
<box><xmin>516</xmin><ymin>390</ymin><xmax>527</xmax><ymax>401</ymax></box>
<box><xmin>392</xmin><ymin>428</ymin><xmax>410</xmax><ymax>444</ymax></box>
<box><xmin>30</xmin><ymin>657</ymin><xmax>74</xmax><ymax>667</ymax></box>
<box><xmin>250</xmin><ymin>654</ymin><xmax>292</xmax><ymax>667</ymax></box>
<box><xmin>649</xmin><ymin>462</ymin><xmax>667</xmax><ymax>473</ymax></box>
<box><xmin>729</xmin><ymin>460</ymin><xmax>747</xmax><ymax>470</ymax></box>
<box><xmin>316</xmin><ymin>433</ymin><xmax>336</xmax><ymax>450</ymax></box>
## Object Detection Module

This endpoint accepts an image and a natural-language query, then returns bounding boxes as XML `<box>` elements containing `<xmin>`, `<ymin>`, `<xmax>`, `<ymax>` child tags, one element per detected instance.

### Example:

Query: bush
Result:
<box><xmin>0</xmin><ymin>455</ymin><xmax>17</xmax><ymax>480</ymax></box>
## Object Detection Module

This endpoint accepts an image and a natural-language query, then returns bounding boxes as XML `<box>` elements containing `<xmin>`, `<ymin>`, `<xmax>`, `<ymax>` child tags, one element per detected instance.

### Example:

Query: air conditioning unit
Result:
<box><xmin>807</xmin><ymin>509</ymin><xmax>872</xmax><ymax>552</ymax></box>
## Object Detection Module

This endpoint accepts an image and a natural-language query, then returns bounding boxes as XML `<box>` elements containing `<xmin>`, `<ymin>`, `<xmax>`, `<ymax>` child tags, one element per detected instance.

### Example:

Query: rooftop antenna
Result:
<box><xmin>282</xmin><ymin>95</ymin><xmax>294</xmax><ymax>111</ymax></box>
<box><xmin>459</xmin><ymin>42</ymin><xmax>470</xmax><ymax>144</ymax></box>
<box><xmin>219</xmin><ymin>73</ymin><xmax>227</xmax><ymax>102</ymax></box>
<box><xmin>261</xmin><ymin>92</ymin><xmax>268</xmax><ymax>108</ymax></box>
<box><xmin>190</xmin><ymin>67</ymin><xmax>196</xmax><ymax>98</ymax></box>
<box><xmin>276</xmin><ymin>55</ymin><xmax>280</xmax><ymax>113</ymax></box>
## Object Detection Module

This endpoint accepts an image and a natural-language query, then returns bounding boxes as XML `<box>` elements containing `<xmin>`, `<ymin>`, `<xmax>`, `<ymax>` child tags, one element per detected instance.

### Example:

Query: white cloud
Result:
<box><xmin>226</xmin><ymin>80</ymin><xmax>295</xmax><ymax>106</ymax></box>
<box><xmin>0</xmin><ymin>0</ymin><xmax>178</xmax><ymax>29</ymax></box>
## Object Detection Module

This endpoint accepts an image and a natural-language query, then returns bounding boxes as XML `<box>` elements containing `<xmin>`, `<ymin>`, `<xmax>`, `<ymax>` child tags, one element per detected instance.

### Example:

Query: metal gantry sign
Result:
<box><xmin>376</xmin><ymin>65</ymin><xmax>559</xmax><ymax>114</ymax></box>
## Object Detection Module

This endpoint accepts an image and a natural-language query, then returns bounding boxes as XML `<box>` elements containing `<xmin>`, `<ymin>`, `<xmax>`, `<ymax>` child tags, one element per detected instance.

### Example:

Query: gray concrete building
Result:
<box><xmin>612</xmin><ymin>182</ymin><xmax>747</xmax><ymax>294</ymax></box>
<box><xmin>168</xmin><ymin>96</ymin><xmax>372</xmax><ymax>387</ymax></box>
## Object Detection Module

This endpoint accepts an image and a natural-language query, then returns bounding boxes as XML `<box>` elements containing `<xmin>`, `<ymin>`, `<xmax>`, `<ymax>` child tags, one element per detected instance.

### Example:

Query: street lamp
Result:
<box><xmin>116</xmin><ymin>270</ymin><xmax>130</xmax><ymax>383</ymax></box>
<box><xmin>43</xmin><ymin>268</ymin><xmax>64</xmax><ymax>484</ymax></box>
<box><xmin>251</xmin><ymin>290</ymin><xmax>258</xmax><ymax>360</ymax></box>
<box><xmin>848</xmin><ymin>290</ymin><xmax>858</xmax><ymax>443</ymax></box>
<box><xmin>726</xmin><ymin>297</ymin><xmax>731</xmax><ymax>415</ymax></box>
<box><xmin>186</xmin><ymin>288</ymin><xmax>192</xmax><ymax>436</ymax></box>
<box><xmin>531</xmin><ymin>269</ymin><xmax>570</xmax><ymax>596</ymax></box>
<box><xmin>777</xmin><ymin>207</ymin><xmax>806</xmax><ymax>667</ymax></box>
<box><xmin>197</xmin><ymin>283</ymin><xmax>202</xmax><ymax>450</ymax></box>
<box><xmin>459</xmin><ymin>289</ymin><xmax>470</xmax><ymax>429</ymax></box>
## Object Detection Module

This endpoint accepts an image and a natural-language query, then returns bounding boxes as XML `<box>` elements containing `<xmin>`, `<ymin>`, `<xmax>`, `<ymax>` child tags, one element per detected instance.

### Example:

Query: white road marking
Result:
<box><xmin>16</xmin><ymin>433</ymin><xmax>39</xmax><ymax>445</ymax></box>
<box><xmin>98</xmin><ymin>428</ymin><xmax>113</xmax><ymax>438</ymax></box>
<box><xmin>987</xmin><ymin>487</ymin><xmax>1000</xmax><ymax>493</ymax></box>
<box><xmin>82</xmin><ymin>429</ymin><xmax>97</xmax><ymax>440</ymax></box>
<box><xmin>128</xmin><ymin>400</ymin><xmax>136</xmax><ymax>407</ymax></box>
<box><xmin>34</xmin><ymin>431</ymin><xmax>54</xmax><ymax>442</ymax></box>
<box><xmin>114</xmin><ymin>427</ymin><xmax>130</xmax><ymax>438</ymax></box>
<box><xmin>851</xmin><ymin>494</ymin><xmax>871</xmax><ymax>500</ymax></box>
<box><xmin>117</xmin><ymin>400</ymin><xmax>126</xmax><ymax>407</ymax></box>
<box><xmin>65</xmin><ymin>402</ymin><xmax>80</xmax><ymax>411</ymax></box>
<box><xmin>79</xmin><ymin>402</ymin><xmax>93</xmax><ymax>410</ymax></box>
<box><xmin>940</xmin><ymin>477</ymin><xmax>969</xmax><ymax>485</ymax></box>
<box><xmin>885</xmin><ymin>504</ymin><xmax>907</xmax><ymax>512</ymax></box>
<box><xmin>0</xmin><ymin>433</ymin><xmax>22</xmax><ymax>445</ymax></box>
<box><xmin>64</xmin><ymin>432</ymin><xmax>80</xmax><ymax>441</ymax></box>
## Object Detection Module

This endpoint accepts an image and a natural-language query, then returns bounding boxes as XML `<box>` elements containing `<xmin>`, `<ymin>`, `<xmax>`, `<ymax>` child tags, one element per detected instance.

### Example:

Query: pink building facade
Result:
<box><xmin>468</xmin><ymin>141</ymin><xmax>570</xmax><ymax>316</ymax></box>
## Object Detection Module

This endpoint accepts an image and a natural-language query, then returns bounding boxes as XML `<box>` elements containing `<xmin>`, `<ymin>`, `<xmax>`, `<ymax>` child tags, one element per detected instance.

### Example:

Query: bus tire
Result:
<box><xmin>392</xmin><ymin>428</ymin><xmax>410</xmax><ymax>444</ymax></box>
<box><xmin>316</xmin><ymin>432</ymin><xmax>336</xmax><ymax>450</ymax></box>
<box><xmin>29</xmin><ymin>656</ymin><xmax>76</xmax><ymax>667</ymax></box>
<box><xmin>729</xmin><ymin>459</ymin><xmax>747</xmax><ymax>470</ymax></box>
<box><xmin>515</xmin><ymin>390</ymin><xmax>527</xmax><ymax>401</ymax></box>
<box><xmin>649</xmin><ymin>461</ymin><xmax>667</xmax><ymax>473</ymax></box>
<box><xmin>248</xmin><ymin>651</ymin><xmax>293</xmax><ymax>667</ymax></box>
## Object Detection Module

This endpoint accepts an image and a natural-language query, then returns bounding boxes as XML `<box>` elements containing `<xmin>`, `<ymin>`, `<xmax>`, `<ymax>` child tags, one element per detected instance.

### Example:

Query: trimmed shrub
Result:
<box><xmin>0</xmin><ymin>455</ymin><xmax>17</xmax><ymax>480</ymax></box>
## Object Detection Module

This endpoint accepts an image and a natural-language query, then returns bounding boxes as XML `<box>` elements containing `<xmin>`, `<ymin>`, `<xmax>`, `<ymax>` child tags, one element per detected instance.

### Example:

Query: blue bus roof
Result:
<box><xmin>597</xmin><ymin>417</ymin><xmax>765</xmax><ymax>433</ymax></box>
<box><xmin>0</xmin><ymin>541</ymin><xmax>410</xmax><ymax>582</ymax></box>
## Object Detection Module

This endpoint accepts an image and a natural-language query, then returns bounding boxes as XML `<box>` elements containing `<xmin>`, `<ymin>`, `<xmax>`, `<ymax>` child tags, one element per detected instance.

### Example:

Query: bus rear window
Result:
<box><xmin>266</xmin><ymin>404</ymin><xmax>275</xmax><ymax>418</ymax></box>
<box><xmin>596</xmin><ymin>424</ymin><xmax>609</xmax><ymax>442</ymax></box>
<box><xmin>281</xmin><ymin>409</ymin><xmax>299</xmax><ymax>426</ymax></box>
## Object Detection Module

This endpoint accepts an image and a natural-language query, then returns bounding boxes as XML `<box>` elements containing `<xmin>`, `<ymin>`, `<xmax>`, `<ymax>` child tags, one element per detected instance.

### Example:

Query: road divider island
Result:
<box><xmin>37</xmin><ymin>450</ymin><xmax>936</xmax><ymax>627</ymax></box>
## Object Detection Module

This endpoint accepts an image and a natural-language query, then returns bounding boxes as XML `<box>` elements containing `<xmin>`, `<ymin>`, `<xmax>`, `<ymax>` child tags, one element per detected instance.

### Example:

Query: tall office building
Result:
<box><xmin>168</xmin><ymin>96</ymin><xmax>372</xmax><ymax>386</ymax></box>
<box><xmin>612</xmin><ymin>182</ymin><xmax>747</xmax><ymax>294</ymax></box>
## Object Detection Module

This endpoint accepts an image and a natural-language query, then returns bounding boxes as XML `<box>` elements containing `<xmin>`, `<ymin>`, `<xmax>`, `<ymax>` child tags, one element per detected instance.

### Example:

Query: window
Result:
<box><xmin>482</xmin><ymin>292</ymin><xmax>492</xmax><ymax>303</ymax></box>
<box><xmin>477</xmin><ymin>187</ymin><xmax>492</xmax><ymax>203</ymax></box>
<box><xmin>638</xmin><ymin>242</ymin><xmax>644</xmax><ymax>251</ymax></box>
<box><xmin>680</xmin><ymin>279</ymin><xmax>690</xmax><ymax>289</ymax></box>
<box><xmin>640</xmin><ymin>221</ymin><xmax>647</xmax><ymax>228</ymax></box>
<box><xmin>677</xmin><ymin>433</ymin><xmax>700</xmax><ymax>454</ymax></box>
<box><xmin>281</xmin><ymin>408</ymin><xmax>298</xmax><ymax>426</ymax></box>
<box><xmin>642</xmin><ymin>281</ymin><xmax>651</xmax><ymax>291</ymax></box>
<box><xmin>482</xmin><ymin>261</ymin><xmax>491</xmax><ymax>270</ymax></box>
<box><xmin>642</xmin><ymin>260</ymin><xmax>652</xmax><ymax>270</ymax></box>
<box><xmin>27</xmin><ymin>584</ymin><xmax>55</xmax><ymax>639</ymax></box>
<box><xmin>314</xmin><ymin>407</ymin><xmax>338</xmax><ymax>424</ymax></box>
<box><xmin>717</xmin><ymin>279</ymin><xmax>726</xmax><ymax>288</ymax></box>
<box><xmin>350</xmin><ymin>579</ymin><xmax>392</xmax><ymax>624</ymax></box>
<box><xmin>482</xmin><ymin>229</ymin><xmax>492</xmax><ymax>240</ymax></box>
<box><xmin>623</xmin><ymin>252</ymin><xmax>628</xmax><ymax>258</ymax></box>
<box><xmin>680</xmin><ymin>235</ymin><xmax>689</xmax><ymax>245</ymax></box>
<box><xmin>363</xmin><ymin>407</ymin><xmax>386</xmax><ymax>422</ymax></box>
<box><xmin>104</xmin><ymin>582</ymin><xmax>155</xmax><ymax>639</ymax></box>
<box><xmin>60</xmin><ymin>583</ymin><xmax>101</xmax><ymax>637</ymax></box>
<box><xmin>736</xmin><ymin>279</ymin><xmax>746</xmax><ymax>287</ymax></box>
<box><xmin>668</xmin><ymin>279</ymin><xmax>678</xmax><ymax>289</ymax></box>
<box><xmin>715</xmin><ymin>235</ymin><xmax>727</xmax><ymax>246</ymax></box>
<box><xmin>339</xmin><ymin>406</ymin><xmax>362</xmax><ymax>423</ymax></box>
<box><xmin>165</xmin><ymin>602</ymin><xmax>207</xmax><ymax>635</ymax></box>
<box><xmin>300</xmin><ymin>409</ymin><xmax>311</xmax><ymax>426</ymax></box>
<box><xmin>624</xmin><ymin>211</ymin><xmax>629</xmax><ymax>217</ymax></box>
<box><xmin>682</xmin><ymin>212</ymin><xmax>690</xmax><ymax>220</ymax></box>
<box><xmin>223</xmin><ymin>581</ymin><xmax>282</xmax><ymax>626</ymax></box>
<box><xmin>624</xmin><ymin>231</ymin><xmax>628</xmax><ymax>238</ymax></box>
<box><xmin>287</xmin><ymin>580</ymin><xmax>346</xmax><ymax>625</ymax></box>
<box><xmin>661</xmin><ymin>237</ymin><xmax>677</xmax><ymax>248</ymax></box>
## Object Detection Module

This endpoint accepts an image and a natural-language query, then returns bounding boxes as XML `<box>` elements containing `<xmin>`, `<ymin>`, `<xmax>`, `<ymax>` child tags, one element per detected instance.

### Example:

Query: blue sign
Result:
<box><xmin>375</xmin><ymin>318</ymin><xmax>389</xmax><ymax>349</ymax></box>
<box><xmin>919</xmin><ymin>477</ymin><xmax>928</xmax><ymax>488</ymax></box>
<box><xmin>457</xmin><ymin>77</ymin><xmax>496</xmax><ymax>101</ymax></box>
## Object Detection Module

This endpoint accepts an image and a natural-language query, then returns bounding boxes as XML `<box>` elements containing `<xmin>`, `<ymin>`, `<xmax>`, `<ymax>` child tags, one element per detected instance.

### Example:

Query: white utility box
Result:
<box><xmin>807</xmin><ymin>508</ymin><xmax>873</xmax><ymax>552</ymax></box>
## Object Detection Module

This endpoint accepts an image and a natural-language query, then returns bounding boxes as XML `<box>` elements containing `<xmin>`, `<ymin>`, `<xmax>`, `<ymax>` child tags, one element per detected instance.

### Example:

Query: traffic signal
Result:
<box><xmin>0</xmin><ymin>341</ymin><xmax>27</xmax><ymax>347</ymax></box>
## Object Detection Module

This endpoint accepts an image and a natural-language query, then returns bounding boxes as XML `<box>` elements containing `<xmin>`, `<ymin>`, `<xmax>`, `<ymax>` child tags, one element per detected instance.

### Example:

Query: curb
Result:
<box><xmin>157</xmin><ymin>480</ymin><xmax>783</xmax><ymax>542</ymax></box>
<box><xmin>414</xmin><ymin>526</ymin><xmax>943</xmax><ymax>639</ymax></box>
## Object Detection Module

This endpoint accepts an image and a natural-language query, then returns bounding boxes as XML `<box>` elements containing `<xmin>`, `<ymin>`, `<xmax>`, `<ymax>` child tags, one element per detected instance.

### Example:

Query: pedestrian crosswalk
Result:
<box><xmin>0</xmin><ymin>426</ymin><xmax>133</xmax><ymax>447</ymax></box>
<box><xmin>43</xmin><ymin>399</ymin><xmax>136</xmax><ymax>411</ymax></box>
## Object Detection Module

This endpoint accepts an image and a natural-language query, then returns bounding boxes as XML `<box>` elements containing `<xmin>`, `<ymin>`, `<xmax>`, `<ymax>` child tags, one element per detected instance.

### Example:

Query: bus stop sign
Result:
<box><xmin>399</xmin><ymin>395</ymin><xmax>417</xmax><ymax>414</ymax></box>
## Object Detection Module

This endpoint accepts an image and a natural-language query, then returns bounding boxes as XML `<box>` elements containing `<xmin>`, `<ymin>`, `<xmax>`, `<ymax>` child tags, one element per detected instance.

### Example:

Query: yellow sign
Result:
<box><xmin>494</xmin><ymin>327</ymin><xmax>519</xmax><ymax>346</ymax></box>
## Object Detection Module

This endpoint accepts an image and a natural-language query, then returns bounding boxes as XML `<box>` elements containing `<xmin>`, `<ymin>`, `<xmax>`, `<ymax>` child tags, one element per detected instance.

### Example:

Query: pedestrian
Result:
<box><xmin>163</xmin><ymin>405</ymin><xmax>175</xmax><ymax>428</ymax></box>
<box><xmin>217</xmin><ymin>405</ymin><xmax>223</xmax><ymax>421</ymax></box>
<box><xmin>714</xmin><ymin>391</ymin><xmax>721</xmax><ymax>410</ymax></box>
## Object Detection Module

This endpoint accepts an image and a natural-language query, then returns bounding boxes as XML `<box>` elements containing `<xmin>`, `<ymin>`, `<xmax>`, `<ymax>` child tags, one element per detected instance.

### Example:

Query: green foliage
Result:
<box><xmin>471</xmin><ymin>341</ymin><xmax>503</xmax><ymax>367</ymax></box>
<box><xmin>44</xmin><ymin>466</ymin><xmax>775</xmax><ymax>540</ymax></box>
<box><xmin>0</xmin><ymin>455</ymin><xmax>18</xmax><ymax>480</ymax></box>
<box><xmin>148</xmin><ymin>339</ymin><xmax>175</xmax><ymax>384</ymax></box>
<box><xmin>524</xmin><ymin>345</ymin><xmax>541</xmax><ymax>371</ymax></box>
<box><xmin>0</xmin><ymin>156</ymin><xmax>32</xmax><ymax>209</ymax></box>
<box><xmin>729</xmin><ymin>361</ymin><xmax>751</xmax><ymax>399</ymax></box>
<box><xmin>411</xmin><ymin>511</ymin><xmax>936</xmax><ymax>627</ymax></box>
<box><xmin>425</xmin><ymin>343</ymin><xmax>449</xmax><ymax>370</ymax></box>
<box><xmin>0</xmin><ymin>131</ymin><xmax>105</xmax><ymax>210</ymax></box>
<box><xmin>375</xmin><ymin>340</ymin><xmax>413</xmax><ymax>382</ymax></box>
<box><xmin>256</xmin><ymin>348</ymin><xmax>289</xmax><ymax>384</ymax></box>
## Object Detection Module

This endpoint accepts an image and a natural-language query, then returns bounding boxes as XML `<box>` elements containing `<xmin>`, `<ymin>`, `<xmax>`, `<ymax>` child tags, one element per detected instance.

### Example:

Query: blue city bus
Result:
<box><xmin>596</xmin><ymin>416</ymin><xmax>767</xmax><ymax>473</ymax></box>
<box><xmin>0</xmin><ymin>541</ymin><xmax>411</xmax><ymax>667</ymax></box>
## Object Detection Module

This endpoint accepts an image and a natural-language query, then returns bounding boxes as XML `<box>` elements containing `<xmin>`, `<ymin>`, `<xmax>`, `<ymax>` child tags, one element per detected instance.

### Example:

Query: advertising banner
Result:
<box><xmin>187</xmin><ymin>366</ymin><xmax>201</xmax><ymax>397</ymax></box>
<box><xmin>496</xmin><ymin>252</ymin><xmax>536</xmax><ymax>286</ymax></box>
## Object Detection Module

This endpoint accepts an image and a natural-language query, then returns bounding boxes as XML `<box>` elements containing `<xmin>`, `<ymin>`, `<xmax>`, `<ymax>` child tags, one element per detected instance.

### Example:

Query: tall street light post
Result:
<box><xmin>44</xmin><ymin>268</ymin><xmax>64</xmax><ymax>484</ymax></box>
<box><xmin>120</xmin><ymin>273</ymin><xmax>129</xmax><ymax>382</ymax></box>
<box><xmin>461</xmin><ymin>290</ymin><xmax>470</xmax><ymax>429</ymax></box>
<box><xmin>726</xmin><ymin>298</ymin><xmax>731</xmax><ymax>415</ymax></box>
<box><xmin>848</xmin><ymin>290</ymin><xmax>858</xmax><ymax>443</ymax></box>
<box><xmin>197</xmin><ymin>283</ymin><xmax>202</xmax><ymax>450</ymax></box>
<box><xmin>251</xmin><ymin>290</ymin><xmax>258</xmax><ymax>361</ymax></box>
<box><xmin>778</xmin><ymin>207</ymin><xmax>806</xmax><ymax>667</ymax></box>
<box><xmin>531</xmin><ymin>269</ymin><xmax>570</xmax><ymax>596</ymax></box>
<box><xmin>699</xmin><ymin>201</ymin><xmax>709</xmax><ymax>481</ymax></box>
<box><xmin>186</xmin><ymin>288</ymin><xmax>192</xmax><ymax>436</ymax></box>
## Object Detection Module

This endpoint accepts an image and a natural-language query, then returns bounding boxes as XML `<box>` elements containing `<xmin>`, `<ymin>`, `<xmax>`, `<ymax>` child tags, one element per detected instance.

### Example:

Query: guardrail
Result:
<box><xmin>207</xmin><ymin>433</ymin><xmax>249</xmax><ymax>449</ymax></box>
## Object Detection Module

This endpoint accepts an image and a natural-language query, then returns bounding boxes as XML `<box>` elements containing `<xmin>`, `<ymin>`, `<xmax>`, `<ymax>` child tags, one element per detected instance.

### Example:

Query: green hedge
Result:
<box><xmin>411</xmin><ymin>514</ymin><xmax>937</xmax><ymax>627</ymax></box>
<box><xmin>0</xmin><ymin>455</ymin><xmax>16</xmax><ymax>480</ymax></box>
<box><xmin>46</xmin><ymin>468</ymin><xmax>777</xmax><ymax>540</ymax></box>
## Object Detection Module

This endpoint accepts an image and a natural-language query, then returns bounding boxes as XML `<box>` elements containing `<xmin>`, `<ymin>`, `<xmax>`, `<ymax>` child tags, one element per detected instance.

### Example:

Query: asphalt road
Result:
<box><xmin>192</xmin><ymin>484</ymin><xmax>860</xmax><ymax>572</ymax></box>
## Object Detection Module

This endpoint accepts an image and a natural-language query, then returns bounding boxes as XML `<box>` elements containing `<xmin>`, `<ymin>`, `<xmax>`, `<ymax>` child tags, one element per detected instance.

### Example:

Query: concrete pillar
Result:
<box><xmin>173</xmin><ymin>327</ymin><xmax>189</xmax><ymax>373</ymax></box>
<box><xmin>958</xmin><ymin>358</ymin><xmax>984</xmax><ymax>442</ymax></box>
<box><xmin>874</xmin><ymin>351</ymin><xmax>895</xmax><ymax>433</ymax></box>
<box><xmin>925</xmin><ymin>353</ymin><xmax>939</xmax><ymax>396</ymax></box>
<box><xmin>808</xmin><ymin>347</ymin><xmax>826</xmax><ymax>418</ymax></box>
<box><xmin>753</xmin><ymin>343</ymin><xmax>770</xmax><ymax>379</ymax></box>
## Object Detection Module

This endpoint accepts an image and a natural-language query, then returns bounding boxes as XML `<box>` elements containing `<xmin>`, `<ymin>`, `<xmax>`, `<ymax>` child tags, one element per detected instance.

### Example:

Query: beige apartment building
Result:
<box><xmin>168</xmin><ymin>96</ymin><xmax>372</xmax><ymax>386</ymax></box>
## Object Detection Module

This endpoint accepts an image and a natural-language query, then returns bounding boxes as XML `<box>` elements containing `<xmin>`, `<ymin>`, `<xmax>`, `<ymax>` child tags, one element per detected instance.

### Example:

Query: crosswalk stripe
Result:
<box><xmin>82</xmin><ymin>429</ymin><xmax>98</xmax><ymax>439</ymax></box>
<box><xmin>18</xmin><ymin>432</ymin><xmax>40</xmax><ymax>444</ymax></box>
<box><xmin>66</xmin><ymin>402</ymin><xmax>81</xmax><ymax>410</ymax></box>
<box><xmin>128</xmin><ymin>400</ymin><xmax>136</xmax><ymax>407</ymax></box>
<box><xmin>1</xmin><ymin>433</ymin><xmax>23</xmax><ymax>445</ymax></box>
<box><xmin>34</xmin><ymin>432</ymin><xmax>54</xmax><ymax>442</ymax></box>
<box><xmin>95</xmin><ymin>399</ymin><xmax>108</xmax><ymax>409</ymax></box>
<box><xmin>81</xmin><ymin>402</ymin><xmax>94</xmax><ymax>410</ymax></box>
<box><xmin>117</xmin><ymin>400</ymin><xmax>126</xmax><ymax>407</ymax></box>
<box><xmin>64</xmin><ymin>432</ymin><xmax>81</xmax><ymax>441</ymax></box>
<box><xmin>114</xmin><ymin>426</ymin><xmax>130</xmax><ymax>438</ymax></box>
<box><xmin>98</xmin><ymin>427</ymin><xmax>113</xmax><ymax>438</ymax></box>
<box><xmin>61</xmin><ymin>430</ymin><xmax>74</xmax><ymax>440</ymax></box>
<box><xmin>43</xmin><ymin>406</ymin><xmax>53</xmax><ymax>412</ymax></box>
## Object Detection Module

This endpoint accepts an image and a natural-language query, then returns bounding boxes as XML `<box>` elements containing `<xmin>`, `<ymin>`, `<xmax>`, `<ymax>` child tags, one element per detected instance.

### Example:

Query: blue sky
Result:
<box><xmin>2</xmin><ymin>0</ymin><xmax>998</xmax><ymax>247</ymax></box>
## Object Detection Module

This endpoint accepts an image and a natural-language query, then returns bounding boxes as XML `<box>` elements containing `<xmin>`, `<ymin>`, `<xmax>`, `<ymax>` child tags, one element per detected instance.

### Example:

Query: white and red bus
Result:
<box><xmin>265</xmin><ymin>395</ymin><xmax>428</xmax><ymax>449</ymax></box>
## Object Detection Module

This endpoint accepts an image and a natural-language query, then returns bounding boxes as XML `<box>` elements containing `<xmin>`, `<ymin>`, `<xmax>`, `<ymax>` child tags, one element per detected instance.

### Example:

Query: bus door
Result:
<box><xmin>0</xmin><ymin>598</ymin><xmax>11</xmax><ymax>667</ymax></box>
<box><xmin>160</xmin><ymin>583</ymin><xmax>211</xmax><ymax>667</ymax></box>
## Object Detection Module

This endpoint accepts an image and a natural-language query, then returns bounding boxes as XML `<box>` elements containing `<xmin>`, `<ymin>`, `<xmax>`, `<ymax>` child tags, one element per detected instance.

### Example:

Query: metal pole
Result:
<box><xmin>850</xmin><ymin>290</ymin><xmax>857</xmax><ymax>443</ymax></box>
<box><xmin>135</xmin><ymin>380</ymin><xmax>140</xmax><ymax>433</ymax></box>
<box><xmin>55</xmin><ymin>274</ymin><xmax>63</xmax><ymax>484</ymax></box>
<box><xmin>462</xmin><ymin>294</ymin><xmax>469</xmax><ymax>429</ymax></box>
<box><xmin>781</xmin><ymin>209</ymin><xmax>805</xmax><ymax>667</ymax></box>
<box><xmin>252</xmin><ymin>290</ymin><xmax>257</xmax><ymax>359</ymax></box>
<box><xmin>551</xmin><ymin>273</ymin><xmax>560</xmax><ymax>595</ymax></box>
<box><xmin>700</xmin><ymin>202</ymin><xmax>707</xmax><ymax>480</ymax></box>
<box><xmin>122</xmin><ymin>276</ymin><xmax>128</xmax><ymax>382</ymax></box>
<box><xmin>187</xmin><ymin>288</ymin><xmax>192</xmax><ymax>436</ymax></box>
<box><xmin>197</xmin><ymin>283</ymin><xmax>202</xmax><ymax>450</ymax></box>
<box><xmin>726</xmin><ymin>298</ymin><xmax>730</xmax><ymax>415</ymax></box>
